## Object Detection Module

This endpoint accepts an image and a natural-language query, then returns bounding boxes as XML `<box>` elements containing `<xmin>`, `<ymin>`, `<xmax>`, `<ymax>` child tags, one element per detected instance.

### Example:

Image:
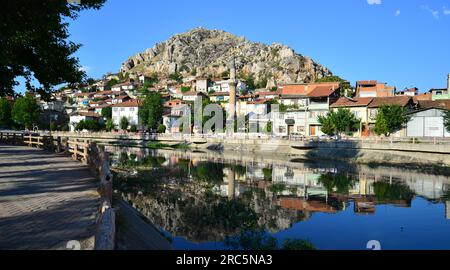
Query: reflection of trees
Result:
<box><xmin>373</xmin><ymin>181</ymin><xmax>415</xmax><ymax>203</ymax></box>
<box><xmin>318</xmin><ymin>173</ymin><xmax>355</xmax><ymax>195</ymax></box>
<box><xmin>191</xmin><ymin>162</ymin><xmax>225</xmax><ymax>184</ymax></box>
<box><xmin>225</xmin><ymin>230</ymin><xmax>316</xmax><ymax>250</ymax></box>
<box><xmin>262</xmin><ymin>168</ymin><xmax>272</xmax><ymax>181</ymax></box>
<box><xmin>231</xmin><ymin>165</ymin><xmax>246</xmax><ymax>178</ymax></box>
<box><xmin>115</xmin><ymin>152</ymin><xmax>166</xmax><ymax>168</ymax></box>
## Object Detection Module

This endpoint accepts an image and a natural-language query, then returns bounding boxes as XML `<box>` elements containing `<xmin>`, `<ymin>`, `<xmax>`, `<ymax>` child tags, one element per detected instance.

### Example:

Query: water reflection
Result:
<box><xmin>109</xmin><ymin>146</ymin><xmax>450</xmax><ymax>250</ymax></box>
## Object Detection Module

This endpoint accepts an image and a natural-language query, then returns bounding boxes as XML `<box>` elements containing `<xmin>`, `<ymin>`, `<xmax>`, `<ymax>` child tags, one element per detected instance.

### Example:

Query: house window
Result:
<box><xmin>130</xmin><ymin>107</ymin><xmax>135</xmax><ymax>112</ymax></box>
<box><xmin>278</xmin><ymin>126</ymin><xmax>286</xmax><ymax>133</ymax></box>
<box><xmin>120</xmin><ymin>108</ymin><xmax>125</xmax><ymax>112</ymax></box>
<box><xmin>297</xmin><ymin>126</ymin><xmax>305</xmax><ymax>133</ymax></box>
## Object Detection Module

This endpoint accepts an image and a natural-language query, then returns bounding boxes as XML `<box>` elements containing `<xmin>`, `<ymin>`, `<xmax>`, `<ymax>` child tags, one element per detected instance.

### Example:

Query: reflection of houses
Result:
<box><xmin>277</xmin><ymin>198</ymin><xmax>336</xmax><ymax>214</ymax></box>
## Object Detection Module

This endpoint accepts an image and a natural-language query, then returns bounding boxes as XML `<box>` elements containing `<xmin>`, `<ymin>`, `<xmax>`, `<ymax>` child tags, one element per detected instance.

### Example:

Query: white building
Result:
<box><xmin>406</xmin><ymin>106</ymin><xmax>450</xmax><ymax>138</ymax></box>
<box><xmin>69</xmin><ymin>111</ymin><xmax>102</xmax><ymax>132</ymax></box>
<box><xmin>195</xmin><ymin>78</ymin><xmax>209</xmax><ymax>93</ymax></box>
<box><xmin>272</xmin><ymin>111</ymin><xmax>308</xmax><ymax>136</ymax></box>
<box><xmin>112</xmin><ymin>99</ymin><xmax>141</xmax><ymax>128</ymax></box>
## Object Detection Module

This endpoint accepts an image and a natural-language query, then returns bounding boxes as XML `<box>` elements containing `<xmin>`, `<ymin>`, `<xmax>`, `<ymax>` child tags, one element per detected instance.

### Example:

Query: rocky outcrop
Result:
<box><xmin>120</xmin><ymin>28</ymin><xmax>332</xmax><ymax>88</ymax></box>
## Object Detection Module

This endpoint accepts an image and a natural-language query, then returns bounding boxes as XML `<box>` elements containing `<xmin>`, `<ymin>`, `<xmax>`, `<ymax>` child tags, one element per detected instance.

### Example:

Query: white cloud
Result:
<box><xmin>422</xmin><ymin>5</ymin><xmax>439</xmax><ymax>19</ymax></box>
<box><xmin>395</xmin><ymin>10</ymin><xmax>401</xmax><ymax>16</ymax></box>
<box><xmin>367</xmin><ymin>0</ymin><xmax>381</xmax><ymax>5</ymax></box>
<box><xmin>443</xmin><ymin>6</ymin><xmax>450</xmax><ymax>15</ymax></box>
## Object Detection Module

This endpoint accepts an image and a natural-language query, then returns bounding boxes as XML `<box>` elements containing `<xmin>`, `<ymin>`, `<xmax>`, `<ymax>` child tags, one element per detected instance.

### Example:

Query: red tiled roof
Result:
<box><xmin>112</xmin><ymin>99</ymin><xmax>141</xmax><ymax>107</ymax></box>
<box><xmin>277</xmin><ymin>84</ymin><xmax>308</xmax><ymax>96</ymax></box>
<box><xmin>254</xmin><ymin>91</ymin><xmax>278</xmax><ymax>96</ymax></box>
<box><xmin>94</xmin><ymin>90</ymin><xmax>126</xmax><ymax>96</ymax></box>
<box><xmin>330</xmin><ymin>97</ymin><xmax>374</xmax><ymax>108</ymax></box>
<box><xmin>246</xmin><ymin>98</ymin><xmax>271</xmax><ymax>105</ymax></box>
<box><xmin>307</xmin><ymin>85</ymin><xmax>339</xmax><ymax>98</ymax></box>
<box><xmin>417</xmin><ymin>100</ymin><xmax>450</xmax><ymax>110</ymax></box>
<box><xmin>70</xmin><ymin>111</ymin><xmax>101</xmax><ymax>118</ymax></box>
<box><xmin>357</xmin><ymin>80</ymin><xmax>378</xmax><ymax>85</ymax></box>
<box><xmin>368</xmin><ymin>96</ymin><xmax>411</xmax><ymax>108</ymax></box>
<box><xmin>210</xmin><ymin>91</ymin><xmax>229</xmax><ymax>96</ymax></box>
<box><xmin>278</xmin><ymin>82</ymin><xmax>340</xmax><ymax>97</ymax></box>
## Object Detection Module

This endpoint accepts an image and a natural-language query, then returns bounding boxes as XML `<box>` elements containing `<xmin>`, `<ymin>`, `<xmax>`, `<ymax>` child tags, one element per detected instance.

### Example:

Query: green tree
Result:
<box><xmin>105</xmin><ymin>118</ymin><xmax>115</xmax><ymax>132</ymax></box>
<box><xmin>130</xmin><ymin>124</ymin><xmax>137</xmax><ymax>132</ymax></box>
<box><xmin>75</xmin><ymin>119</ymin><xmax>101</xmax><ymax>131</ymax></box>
<box><xmin>101</xmin><ymin>106</ymin><xmax>112</xmax><ymax>119</ymax></box>
<box><xmin>374</xmin><ymin>111</ymin><xmax>389</xmax><ymax>136</ymax></box>
<box><xmin>265</xmin><ymin>121</ymin><xmax>273</xmax><ymax>133</ymax></box>
<box><xmin>0</xmin><ymin>98</ymin><xmax>12</xmax><ymax>127</ymax></box>
<box><xmin>50</xmin><ymin>122</ymin><xmax>57</xmax><ymax>131</ymax></box>
<box><xmin>444</xmin><ymin>110</ymin><xmax>450</xmax><ymax>132</ymax></box>
<box><xmin>315</xmin><ymin>75</ymin><xmax>353</xmax><ymax>97</ymax></box>
<box><xmin>169</xmin><ymin>72</ymin><xmax>183</xmax><ymax>84</ymax></box>
<box><xmin>0</xmin><ymin>1</ymin><xmax>106</xmax><ymax>98</ymax></box>
<box><xmin>181</xmin><ymin>86</ymin><xmax>191</xmax><ymax>93</ymax></box>
<box><xmin>139</xmin><ymin>92</ymin><xmax>163</xmax><ymax>130</ymax></box>
<box><xmin>107</xmin><ymin>78</ymin><xmax>119</xmax><ymax>88</ymax></box>
<box><xmin>12</xmin><ymin>94</ymin><xmax>40</xmax><ymax>129</ymax></box>
<box><xmin>317</xmin><ymin>108</ymin><xmax>360</xmax><ymax>136</ymax></box>
<box><xmin>374</xmin><ymin>105</ymin><xmax>410</xmax><ymax>136</ymax></box>
<box><xmin>157</xmin><ymin>124</ymin><xmax>166</xmax><ymax>133</ymax></box>
<box><xmin>119</xmin><ymin>117</ymin><xmax>129</xmax><ymax>130</ymax></box>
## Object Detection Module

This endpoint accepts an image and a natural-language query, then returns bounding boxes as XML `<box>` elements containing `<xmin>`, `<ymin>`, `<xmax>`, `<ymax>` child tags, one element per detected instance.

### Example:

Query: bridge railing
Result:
<box><xmin>0</xmin><ymin>131</ymin><xmax>115</xmax><ymax>250</ymax></box>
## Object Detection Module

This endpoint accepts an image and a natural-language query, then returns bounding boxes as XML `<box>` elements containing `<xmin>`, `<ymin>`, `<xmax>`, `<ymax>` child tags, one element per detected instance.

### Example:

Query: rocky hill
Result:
<box><xmin>120</xmin><ymin>28</ymin><xmax>332</xmax><ymax>88</ymax></box>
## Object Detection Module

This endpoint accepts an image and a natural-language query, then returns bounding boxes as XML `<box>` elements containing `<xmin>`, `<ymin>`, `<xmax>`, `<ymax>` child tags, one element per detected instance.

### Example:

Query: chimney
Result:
<box><xmin>448</xmin><ymin>74</ymin><xmax>450</xmax><ymax>92</ymax></box>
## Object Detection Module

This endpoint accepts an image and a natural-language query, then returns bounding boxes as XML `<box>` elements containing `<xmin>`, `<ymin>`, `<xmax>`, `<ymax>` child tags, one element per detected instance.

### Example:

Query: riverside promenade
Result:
<box><xmin>0</xmin><ymin>144</ymin><xmax>100</xmax><ymax>250</ymax></box>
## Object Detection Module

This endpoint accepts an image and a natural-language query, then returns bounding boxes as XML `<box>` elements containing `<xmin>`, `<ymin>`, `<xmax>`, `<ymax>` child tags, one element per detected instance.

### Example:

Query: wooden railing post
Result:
<box><xmin>82</xmin><ymin>139</ymin><xmax>89</xmax><ymax>165</ymax></box>
<box><xmin>73</xmin><ymin>139</ymin><xmax>78</xmax><ymax>161</ymax></box>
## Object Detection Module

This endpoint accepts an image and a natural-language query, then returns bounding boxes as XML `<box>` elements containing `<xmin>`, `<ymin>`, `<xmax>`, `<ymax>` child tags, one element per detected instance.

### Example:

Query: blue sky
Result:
<box><xmin>62</xmin><ymin>0</ymin><xmax>449</xmax><ymax>92</ymax></box>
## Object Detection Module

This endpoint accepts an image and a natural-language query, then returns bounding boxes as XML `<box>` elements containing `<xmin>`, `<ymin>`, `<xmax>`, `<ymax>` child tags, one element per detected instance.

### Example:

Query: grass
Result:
<box><xmin>146</xmin><ymin>142</ymin><xmax>170</xmax><ymax>149</ymax></box>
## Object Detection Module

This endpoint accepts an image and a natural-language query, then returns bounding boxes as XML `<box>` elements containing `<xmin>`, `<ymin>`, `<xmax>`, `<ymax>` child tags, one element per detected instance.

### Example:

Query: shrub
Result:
<box><xmin>157</xmin><ymin>124</ymin><xmax>166</xmax><ymax>133</ymax></box>
<box><xmin>119</xmin><ymin>117</ymin><xmax>129</xmax><ymax>130</ymax></box>
<box><xmin>50</xmin><ymin>122</ymin><xmax>57</xmax><ymax>131</ymax></box>
<box><xmin>130</xmin><ymin>125</ymin><xmax>137</xmax><ymax>132</ymax></box>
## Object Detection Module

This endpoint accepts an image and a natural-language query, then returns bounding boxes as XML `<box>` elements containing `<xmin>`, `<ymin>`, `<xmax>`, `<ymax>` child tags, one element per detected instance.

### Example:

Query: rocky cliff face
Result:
<box><xmin>120</xmin><ymin>28</ymin><xmax>332</xmax><ymax>88</ymax></box>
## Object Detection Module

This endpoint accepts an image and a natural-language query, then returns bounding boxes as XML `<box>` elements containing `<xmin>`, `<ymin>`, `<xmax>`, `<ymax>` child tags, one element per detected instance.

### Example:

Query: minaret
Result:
<box><xmin>227</xmin><ymin>58</ymin><xmax>237</xmax><ymax>135</ymax></box>
<box><xmin>227</xmin><ymin>168</ymin><xmax>236</xmax><ymax>200</ymax></box>
<box><xmin>447</xmin><ymin>74</ymin><xmax>450</xmax><ymax>93</ymax></box>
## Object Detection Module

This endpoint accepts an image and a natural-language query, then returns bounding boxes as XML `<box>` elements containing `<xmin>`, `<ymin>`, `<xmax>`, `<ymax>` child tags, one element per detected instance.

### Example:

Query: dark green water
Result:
<box><xmin>109</xmin><ymin>146</ymin><xmax>450</xmax><ymax>250</ymax></box>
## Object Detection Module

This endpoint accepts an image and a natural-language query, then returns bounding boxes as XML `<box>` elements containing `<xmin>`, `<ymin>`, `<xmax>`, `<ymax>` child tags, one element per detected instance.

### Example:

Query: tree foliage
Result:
<box><xmin>0</xmin><ymin>98</ymin><xmax>12</xmax><ymax>127</ymax></box>
<box><xmin>105</xmin><ymin>118</ymin><xmax>115</xmax><ymax>132</ymax></box>
<box><xmin>75</xmin><ymin>119</ymin><xmax>101</xmax><ymax>131</ymax></box>
<box><xmin>443</xmin><ymin>110</ymin><xmax>450</xmax><ymax>133</ymax></box>
<box><xmin>317</xmin><ymin>108</ymin><xmax>360</xmax><ymax>135</ymax></box>
<box><xmin>119</xmin><ymin>116</ymin><xmax>129</xmax><ymax>130</ymax></box>
<box><xmin>12</xmin><ymin>94</ymin><xmax>40</xmax><ymax>129</ymax></box>
<box><xmin>0</xmin><ymin>1</ymin><xmax>106</xmax><ymax>98</ymax></box>
<box><xmin>101</xmin><ymin>106</ymin><xmax>112</xmax><ymax>119</ymax></box>
<box><xmin>374</xmin><ymin>105</ymin><xmax>410</xmax><ymax>136</ymax></box>
<box><xmin>139</xmin><ymin>92</ymin><xmax>164</xmax><ymax>130</ymax></box>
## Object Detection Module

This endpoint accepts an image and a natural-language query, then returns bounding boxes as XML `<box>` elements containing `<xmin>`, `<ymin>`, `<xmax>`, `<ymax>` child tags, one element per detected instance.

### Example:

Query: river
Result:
<box><xmin>107</xmin><ymin>146</ymin><xmax>450</xmax><ymax>250</ymax></box>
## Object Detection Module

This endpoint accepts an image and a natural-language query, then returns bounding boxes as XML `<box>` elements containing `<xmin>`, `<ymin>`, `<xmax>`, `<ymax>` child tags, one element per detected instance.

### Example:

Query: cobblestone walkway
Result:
<box><xmin>0</xmin><ymin>144</ymin><xmax>100</xmax><ymax>250</ymax></box>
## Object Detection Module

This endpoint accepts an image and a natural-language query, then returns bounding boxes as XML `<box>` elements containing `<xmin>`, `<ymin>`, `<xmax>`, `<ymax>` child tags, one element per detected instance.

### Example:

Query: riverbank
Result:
<box><xmin>50</xmin><ymin>131</ymin><xmax>450</xmax><ymax>169</ymax></box>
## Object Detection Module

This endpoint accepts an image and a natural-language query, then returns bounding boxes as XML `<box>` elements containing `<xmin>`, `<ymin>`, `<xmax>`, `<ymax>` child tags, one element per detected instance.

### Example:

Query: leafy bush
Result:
<box><xmin>157</xmin><ymin>124</ymin><xmax>166</xmax><ymax>133</ymax></box>
<box><xmin>75</xmin><ymin>119</ymin><xmax>101</xmax><ymax>131</ymax></box>
<box><xmin>130</xmin><ymin>125</ymin><xmax>137</xmax><ymax>132</ymax></box>
<box><xmin>119</xmin><ymin>117</ymin><xmax>129</xmax><ymax>130</ymax></box>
